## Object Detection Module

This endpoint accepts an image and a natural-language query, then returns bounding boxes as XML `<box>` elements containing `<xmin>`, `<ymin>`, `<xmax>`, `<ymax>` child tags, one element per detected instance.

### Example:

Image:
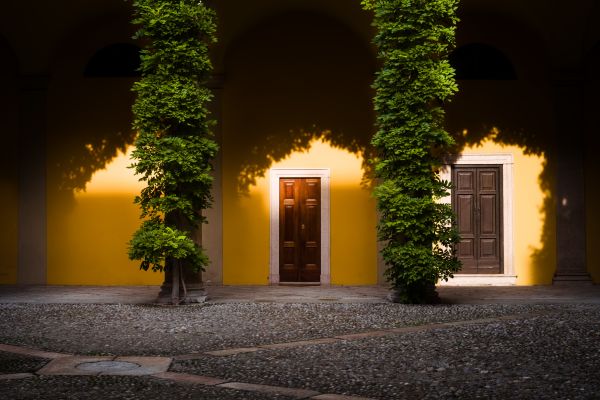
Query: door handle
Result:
<box><xmin>301</xmin><ymin>224</ymin><xmax>305</xmax><ymax>230</ymax></box>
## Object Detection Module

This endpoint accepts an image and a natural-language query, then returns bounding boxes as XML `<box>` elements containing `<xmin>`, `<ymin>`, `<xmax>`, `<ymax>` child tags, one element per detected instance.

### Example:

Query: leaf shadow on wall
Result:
<box><xmin>236</xmin><ymin>128</ymin><xmax>375</xmax><ymax>194</ymax></box>
<box><xmin>47</xmin><ymin>14</ymin><xmax>142</xmax><ymax>205</ymax></box>
<box><xmin>445</xmin><ymin>79</ymin><xmax>556</xmax><ymax>283</ymax></box>
<box><xmin>222</xmin><ymin>10</ymin><xmax>377</xmax><ymax>195</ymax></box>
<box><xmin>47</xmin><ymin>76</ymin><xmax>138</xmax><ymax>206</ymax></box>
<box><xmin>44</xmin><ymin>14</ymin><xmax>145</xmax><ymax>283</ymax></box>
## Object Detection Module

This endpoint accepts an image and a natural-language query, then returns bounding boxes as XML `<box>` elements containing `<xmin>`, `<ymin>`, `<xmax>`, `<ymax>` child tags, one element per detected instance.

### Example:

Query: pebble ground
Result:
<box><xmin>0</xmin><ymin>296</ymin><xmax>599</xmax><ymax>399</ymax></box>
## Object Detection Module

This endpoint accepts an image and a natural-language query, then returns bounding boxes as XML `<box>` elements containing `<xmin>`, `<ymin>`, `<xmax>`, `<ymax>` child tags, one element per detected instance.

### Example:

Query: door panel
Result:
<box><xmin>457</xmin><ymin>170</ymin><xmax>474</xmax><ymax>191</ymax></box>
<box><xmin>279</xmin><ymin>178</ymin><xmax>321</xmax><ymax>282</ymax></box>
<box><xmin>452</xmin><ymin>166</ymin><xmax>502</xmax><ymax>274</ymax></box>
<box><xmin>480</xmin><ymin>195</ymin><xmax>497</xmax><ymax>234</ymax></box>
<box><xmin>479</xmin><ymin>171</ymin><xmax>497</xmax><ymax>191</ymax></box>
<box><xmin>280</xmin><ymin>180</ymin><xmax>299</xmax><ymax>282</ymax></box>
<box><xmin>456</xmin><ymin>195</ymin><xmax>474</xmax><ymax>234</ymax></box>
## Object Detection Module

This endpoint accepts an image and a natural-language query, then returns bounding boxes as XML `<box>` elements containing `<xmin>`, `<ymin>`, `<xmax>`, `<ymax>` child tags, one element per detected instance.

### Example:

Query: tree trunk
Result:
<box><xmin>171</xmin><ymin>259</ymin><xmax>180</xmax><ymax>305</ymax></box>
<box><xmin>156</xmin><ymin>211</ymin><xmax>207</xmax><ymax>304</ymax></box>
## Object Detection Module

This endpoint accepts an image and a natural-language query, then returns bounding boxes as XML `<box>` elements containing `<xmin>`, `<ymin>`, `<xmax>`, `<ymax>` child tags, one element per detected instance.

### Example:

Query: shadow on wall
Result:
<box><xmin>584</xmin><ymin>41</ymin><xmax>600</xmax><ymax>282</ymax></box>
<box><xmin>223</xmin><ymin>10</ymin><xmax>376</xmax><ymax>194</ymax></box>
<box><xmin>48</xmin><ymin>41</ymin><xmax>141</xmax><ymax>200</ymax></box>
<box><xmin>446</xmin><ymin>42</ymin><xmax>556</xmax><ymax>284</ymax></box>
<box><xmin>220</xmin><ymin>10</ymin><xmax>378</xmax><ymax>285</ymax></box>
<box><xmin>237</xmin><ymin>128</ymin><xmax>374</xmax><ymax>193</ymax></box>
<box><xmin>44</xmin><ymin>14</ymin><xmax>160</xmax><ymax>285</ymax></box>
<box><xmin>0</xmin><ymin>35</ymin><xmax>19</xmax><ymax>283</ymax></box>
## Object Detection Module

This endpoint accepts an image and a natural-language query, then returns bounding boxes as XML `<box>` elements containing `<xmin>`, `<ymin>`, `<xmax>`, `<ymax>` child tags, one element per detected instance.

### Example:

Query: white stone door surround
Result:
<box><xmin>440</xmin><ymin>154</ymin><xmax>516</xmax><ymax>285</ymax></box>
<box><xmin>269</xmin><ymin>168</ymin><xmax>331</xmax><ymax>285</ymax></box>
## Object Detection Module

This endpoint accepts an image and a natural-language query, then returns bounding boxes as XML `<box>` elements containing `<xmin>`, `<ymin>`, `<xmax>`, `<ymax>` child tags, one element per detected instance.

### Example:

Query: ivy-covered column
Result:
<box><xmin>364</xmin><ymin>0</ymin><xmax>461</xmax><ymax>303</ymax></box>
<box><xmin>129</xmin><ymin>0</ymin><xmax>218</xmax><ymax>304</ymax></box>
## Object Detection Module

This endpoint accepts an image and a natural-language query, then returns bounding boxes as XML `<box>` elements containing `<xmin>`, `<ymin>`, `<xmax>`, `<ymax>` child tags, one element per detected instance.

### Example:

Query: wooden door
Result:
<box><xmin>452</xmin><ymin>165</ymin><xmax>503</xmax><ymax>274</ymax></box>
<box><xmin>279</xmin><ymin>178</ymin><xmax>321</xmax><ymax>282</ymax></box>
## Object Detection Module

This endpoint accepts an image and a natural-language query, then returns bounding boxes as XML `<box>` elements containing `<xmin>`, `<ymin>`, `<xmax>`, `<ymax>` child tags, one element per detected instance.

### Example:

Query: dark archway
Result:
<box><xmin>84</xmin><ymin>43</ymin><xmax>141</xmax><ymax>77</ymax></box>
<box><xmin>450</xmin><ymin>43</ymin><xmax>517</xmax><ymax>80</ymax></box>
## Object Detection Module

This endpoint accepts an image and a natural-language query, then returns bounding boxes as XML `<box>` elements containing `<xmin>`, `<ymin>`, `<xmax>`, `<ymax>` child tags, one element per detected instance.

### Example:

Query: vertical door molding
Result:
<box><xmin>270</xmin><ymin>169</ymin><xmax>330</xmax><ymax>285</ymax></box>
<box><xmin>440</xmin><ymin>154</ymin><xmax>515</xmax><ymax>285</ymax></box>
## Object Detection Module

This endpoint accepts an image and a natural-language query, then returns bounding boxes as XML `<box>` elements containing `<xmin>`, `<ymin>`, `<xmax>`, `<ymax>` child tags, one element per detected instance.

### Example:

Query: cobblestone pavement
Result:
<box><xmin>0</xmin><ymin>285</ymin><xmax>599</xmax><ymax>399</ymax></box>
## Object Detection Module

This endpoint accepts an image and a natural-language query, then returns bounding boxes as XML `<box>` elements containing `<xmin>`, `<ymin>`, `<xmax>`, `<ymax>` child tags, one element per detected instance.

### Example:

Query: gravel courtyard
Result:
<box><xmin>0</xmin><ymin>286</ymin><xmax>599</xmax><ymax>399</ymax></box>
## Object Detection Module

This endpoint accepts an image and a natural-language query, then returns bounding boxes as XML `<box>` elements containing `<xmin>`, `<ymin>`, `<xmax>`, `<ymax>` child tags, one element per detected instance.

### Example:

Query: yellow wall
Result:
<box><xmin>47</xmin><ymin>148</ymin><xmax>162</xmax><ymax>285</ymax></box>
<box><xmin>221</xmin><ymin>10</ymin><xmax>377</xmax><ymax>285</ymax></box>
<box><xmin>45</xmin><ymin>73</ymin><xmax>162</xmax><ymax>285</ymax></box>
<box><xmin>40</xmin><ymin>15</ymin><xmax>164</xmax><ymax>285</ymax></box>
<box><xmin>460</xmin><ymin>139</ymin><xmax>556</xmax><ymax>284</ymax></box>
<box><xmin>3</xmin><ymin>1</ymin><xmax>594</xmax><ymax>287</ymax></box>
<box><xmin>223</xmin><ymin>139</ymin><xmax>378</xmax><ymax>285</ymax></box>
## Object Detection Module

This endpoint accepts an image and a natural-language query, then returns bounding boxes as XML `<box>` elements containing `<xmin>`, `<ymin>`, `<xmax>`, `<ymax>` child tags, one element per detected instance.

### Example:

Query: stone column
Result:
<box><xmin>552</xmin><ymin>75</ymin><xmax>590</xmax><ymax>283</ymax></box>
<box><xmin>17</xmin><ymin>75</ymin><xmax>49</xmax><ymax>284</ymax></box>
<box><xmin>202</xmin><ymin>74</ymin><xmax>224</xmax><ymax>286</ymax></box>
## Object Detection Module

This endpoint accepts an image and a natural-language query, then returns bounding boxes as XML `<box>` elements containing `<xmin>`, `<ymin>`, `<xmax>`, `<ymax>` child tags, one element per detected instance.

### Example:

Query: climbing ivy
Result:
<box><xmin>363</xmin><ymin>0</ymin><xmax>461</xmax><ymax>303</ymax></box>
<box><xmin>128</xmin><ymin>0</ymin><xmax>218</xmax><ymax>303</ymax></box>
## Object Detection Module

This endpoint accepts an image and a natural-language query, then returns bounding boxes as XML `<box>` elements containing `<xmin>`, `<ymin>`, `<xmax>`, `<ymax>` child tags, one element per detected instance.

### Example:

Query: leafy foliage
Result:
<box><xmin>129</xmin><ymin>219</ymin><xmax>209</xmax><ymax>272</ymax></box>
<box><xmin>366</xmin><ymin>0</ymin><xmax>461</xmax><ymax>303</ymax></box>
<box><xmin>128</xmin><ymin>0</ymin><xmax>218</xmax><ymax>274</ymax></box>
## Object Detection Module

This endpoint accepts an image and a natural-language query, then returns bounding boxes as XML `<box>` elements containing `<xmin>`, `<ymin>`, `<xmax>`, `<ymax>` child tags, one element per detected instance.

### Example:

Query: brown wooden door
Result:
<box><xmin>452</xmin><ymin>165</ymin><xmax>503</xmax><ymax>274</ymax></box>
<box><xmin>279</xmin><ymin>178</ymin><xmax>321</xmax><ymax>282</ymax></box>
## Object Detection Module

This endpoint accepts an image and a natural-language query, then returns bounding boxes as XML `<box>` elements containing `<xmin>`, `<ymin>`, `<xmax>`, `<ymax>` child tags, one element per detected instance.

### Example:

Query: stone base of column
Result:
<box><xmin>553</xmin><ymin>272</ymin><xmax>593</xmax><ymax>284</ymax></box>
<box><xmin>156</xmin><ymin>283</ymin><xmax>208</xmax><ymax>304</ymax></box>
<box><xmin>156</xmin><ymin>268</ymin><xmax>208</xmax><ymax>304</ymax></box>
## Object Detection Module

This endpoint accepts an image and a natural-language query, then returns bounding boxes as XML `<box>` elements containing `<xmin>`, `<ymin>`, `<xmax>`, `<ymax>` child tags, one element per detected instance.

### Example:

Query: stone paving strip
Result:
<box><xmin>0</xmin><ymin>311</ymin><xmax>543</xmax><ymax>400</ymax></box>
<box><xmin>0</xmin><ymin>343</ymin><xmax>71</xmax><ymax>359</ymax></box>
<box><xmin>181</xmin><ymin>311</ymin><xmax>542</xmax><ymax>358</ymax></box>
<box><xmin>0</xmin><ymin>372</ymin><xmax>36</xmax><ymax>380</ymax></box>
<box><xmin>150</xmin><ymin>373</ymin><xmax>375</xmax><ymax>400</ymax></box>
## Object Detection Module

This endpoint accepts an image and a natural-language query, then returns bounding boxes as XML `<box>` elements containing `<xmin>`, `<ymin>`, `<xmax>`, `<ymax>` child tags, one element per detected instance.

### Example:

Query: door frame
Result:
<box><xmin>440</xmin><ymin>154</ymin><xmax>516</xmax><ymax>285</ymax></box>
<box><xmin>451</xmin><ymin>164</ymin><xmax>504</xmax><ymax>274</ymax></box>
<box><xmin>269</xmin><ymin>169</ymin><xmax>330</xmax><ymax>285</ymax></box>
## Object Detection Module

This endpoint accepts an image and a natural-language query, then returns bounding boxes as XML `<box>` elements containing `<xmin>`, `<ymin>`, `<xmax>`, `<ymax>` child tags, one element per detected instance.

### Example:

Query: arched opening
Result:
<box><xmin>221</xmin><ymin>10</ymin><xmax>378</xmax><ymax>285</ymax></box>
<box><xmin>450</xmin><ymin>43</ymin><xmax>517</xmax><ymax>80</ymax></box>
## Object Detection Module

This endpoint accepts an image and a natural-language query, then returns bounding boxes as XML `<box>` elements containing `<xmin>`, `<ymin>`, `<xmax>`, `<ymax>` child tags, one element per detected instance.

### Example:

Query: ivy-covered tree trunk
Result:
<box><xmin>128</xmin><ymin>0</ymin><xmax>218</xmax><ymax>304</ymax></box>
<box><xmin>364</xmin><ymin>0</ymin><xmax>461</xmax><ymax>303</ymax></box>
